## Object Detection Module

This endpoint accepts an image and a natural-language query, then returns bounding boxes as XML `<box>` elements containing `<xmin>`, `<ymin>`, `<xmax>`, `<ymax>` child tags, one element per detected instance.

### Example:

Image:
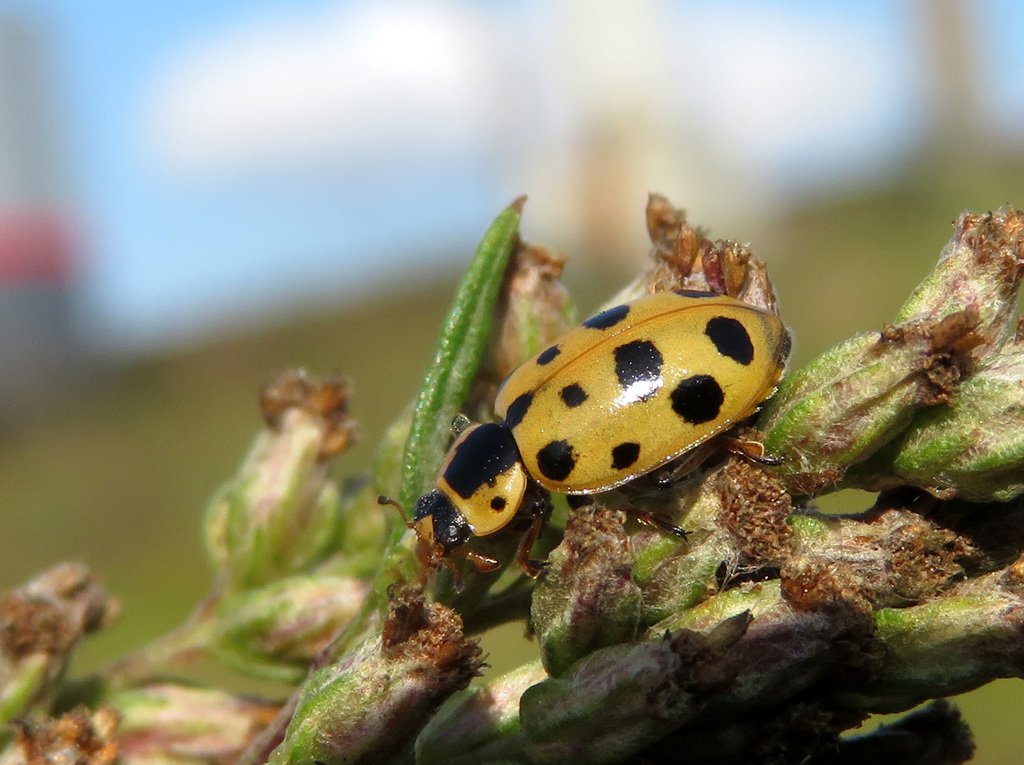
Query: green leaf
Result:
<box><xmin>397</xmin><ymin>198</ymin><xmax>525</xmax><ymax>522</ymax></box>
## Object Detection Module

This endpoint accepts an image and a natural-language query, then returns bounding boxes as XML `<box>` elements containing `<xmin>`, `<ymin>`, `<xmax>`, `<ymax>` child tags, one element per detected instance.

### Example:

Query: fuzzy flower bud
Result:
<box><xmin>630</xmin><ymin>459</ymin><xmax>791</xmax><ymax>625</ymax></box>
<box><xmin>782</xmin><ymin>507</ymin><xmax>967</xmax><ymax>613</ymax></box>
<box><xmin>895</xmin><ymin>208</ymin><xmax>1024</xmax><ymax>353</ymax></box>
<box><xmin>762</xmin><ymin>209</ymin><xmax>1024</xmax><ymax>497</ymax></box>
<box><xmin>0</xmin><ymin>564</ymin><xmax>116</xmax><ymax>723</ymax></box>
<box><xmin>482</xmin><ymin>242</ymin><xmax>575</xmax><ymax>392</ymax></box>
<box><xmin>610</xmin><ymin>195</ymin><xmax>779</xmax><ymax>312</ymax></box>
<box><xmin>760</xmin><ymin>312</ymin><xmax>977</xmax><ymax>495</ymax></box>
<box><xmin>210</xmin><ymin>574</ymin><xmax>368</xmax><ymax>683</ymax></box>
<box><xmin>531</xmin><ymin>506</ymin><xmax>642</xmax><ymax>676</ymax></box>
<box><xmin>852</xmin><ymin>339</ymin><xmax>1024</xmax><ymax>501</ymax></box>
<box><xmin>831</xmin><ymin>560</ymin><xmax>1024</xmax><ymax>714</ymax></box>
<box><xmin>266</xmin><ymin>587</ymin><xmax>482</xmax><ymax>765</ymax></box>
<box><xmin>519</xmin><ymin>614</ymin><xmax>751</xmax><ymax>765</ymax></box>
<box><xmin>416</xmin><ymin>660</ymin><xmax>547</xmax><ymax>765</ymax></box>
<box><xmin>109</xmin><ymin>684</ymin><xmax>277</xmax><ymax>765</ymax></box>
<box><xmin>205</xmin><ymin>371</ymin><xmax>353</xmax><ymax>589</ymax></box>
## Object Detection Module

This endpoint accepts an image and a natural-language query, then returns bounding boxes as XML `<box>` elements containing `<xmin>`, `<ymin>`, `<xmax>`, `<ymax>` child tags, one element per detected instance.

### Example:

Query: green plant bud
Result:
<box><xmin>205</xmin><ymin>406</ymin><xmax>343</xmax><ymax>590</ymax></box>
<box><xmin>531</xmin><ymin>506</ymin><xmax>642</xmax><ymax>677</ymax></box>
<box><xmin>415</xmin><ymin>660</ymin><xmax>546</xmax><ymax>765</ymax></box>
<box><xmin>324</xmin><ymin>483</ymin><xmax>390</xmax><ymax>581</ymax></box>
<box><xmin>0</xmin><ymin>564</ymin><xmax>116</xmax><ymax>724</ymax></box>
<box><xmin>518</xmin><ymin>639</ymin><xmax>703</xmax><ymax>765</ymax></box>
<box><xmin>831</xmin><ymin>562</ymin><xmax>1024</xmax><ymax>714</ymax></box>
<box><xmin>519</xmin><ymin>615</ymin><xmax>751</xmax><ymax>765</ymax></box>
<box><xmin>372</xmin><ymin>402</ymin><xmax>413</xmax><ymax>505</ymax></box>
<box><xmin>111</xmin><ymin>684</ymin><xmax>278</xmax><ymax>765</ymax></box>
<box><xmin>862</xmin><ymin>343</ymin><xmax>1024</xmax><ymax>502</ymax></box>
<box><xmin>211</xmin><ymin>575</ymin><xmax>368</xmax><ymax>683</ymax></box>
<box><xmin>782</xmin><ymin>507</ymin><xmax>965</xmax><ymax>612</ymax></box>
<box><xmin>630</xmin><ymin>459</ymin><xmax>792</xmax><ymax>625</ymax></box>
<box><xmin>652</xmin><ymin>581</ymin><xmax>878</xmax><ymax>722</ymax></box>
<box><xmin>266</xmin><ymin>588</ymin><xmax>482</xmax><ymax>765</ymax></box>
<box><xmin>896</xmin><ymin>208</ymin><xmax>1023</xmax><ymax>353</ymax></box>
<box><xmin>630</xmin><ymin>479</ymin><xmax>734</xmax><ymax>624</ymax></box>
<box><xmin>761</xmin><ymin>311</ymin><xmax>977</xmax><ymax>495</ymax></box>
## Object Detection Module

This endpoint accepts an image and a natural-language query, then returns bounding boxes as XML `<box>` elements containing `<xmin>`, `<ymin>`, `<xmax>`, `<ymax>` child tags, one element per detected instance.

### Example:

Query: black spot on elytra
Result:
<box><xmin>614</xmin><ymin>340</ymin><xmax>664</xmax><ymax>401</ymax></box>
<box><xmin>705</xmin><ymin>316</ymin><xmax>754</xmax><ymax>365</ymax></box>
<box><xmin>583</xmin><ymin>304</ymin><xmax>630</xmax><ymax>330</ymax></box>
<box><xmin>560</xmin><ymin>383</ymin><xmax>588</xmax><ymax>408</ymax></box>
<box><xmin>671</xmin><ymin>374</ymin><xmax>724</xmax><ymax>424</ymax></box>
<box><xmin>490</xmin><ymin>496</ymin><xmax>506</xmax><ymax>511</ymax></box>
<box><xmin>537</xmin><ymin>345</ymin><xmax>561</xmax><ymax>365</ymax></box>
<box><xmin>444</xmin><ymin>423</ymin><xmax>521</xmax><ymax>499</ymax></box>
<box><xmin>611</xmin><ymin>442</ymin><xmax>641</xmax><ymax>470</ymax></box>
<box><xmin>536</xmin><ymin>440</ymin><xmax>577</xmax><ymax>482</ymax></box>
<box><xmin>503</xmin><ymin>392</ymin><xmax>533</xmax><ymax>429</ymax></box>
<box><xmin>779</xmin><ymin>329</ymin><xmax>792</xmax><ymax>361</ymax></box>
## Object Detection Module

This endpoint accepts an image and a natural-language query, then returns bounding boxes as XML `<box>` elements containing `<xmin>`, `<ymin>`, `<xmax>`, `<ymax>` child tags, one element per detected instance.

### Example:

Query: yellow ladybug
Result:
<box><xmin>398</xmin><ymin>289</ymin><xmax>790</xmax><ymax>575</ymax></box>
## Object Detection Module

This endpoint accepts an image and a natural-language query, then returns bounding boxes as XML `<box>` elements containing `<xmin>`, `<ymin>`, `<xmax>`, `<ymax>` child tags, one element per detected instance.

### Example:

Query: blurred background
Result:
<box><xmin>1</xmin><ymin>0</ymin><xmax>1022</xmax><ymax>760</ymax></box>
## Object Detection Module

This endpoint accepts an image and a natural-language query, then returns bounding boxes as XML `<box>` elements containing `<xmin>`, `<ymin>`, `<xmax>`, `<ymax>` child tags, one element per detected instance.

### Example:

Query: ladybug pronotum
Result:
<box><xmin>400</xmin><ymin>289</ymin><xmax>790</xmax><ymax>575</ymax></box>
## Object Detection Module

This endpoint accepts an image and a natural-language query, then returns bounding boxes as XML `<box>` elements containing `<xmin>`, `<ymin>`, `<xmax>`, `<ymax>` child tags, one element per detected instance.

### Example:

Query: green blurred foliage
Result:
<box><xmin>1</xmin><ymin>284</ymin><xmax>454</xmax><ymax>667</ymax></box>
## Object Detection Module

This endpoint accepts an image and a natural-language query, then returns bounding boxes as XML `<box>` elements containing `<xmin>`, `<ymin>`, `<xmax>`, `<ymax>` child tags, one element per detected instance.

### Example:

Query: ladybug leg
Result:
<box><xmin>568</xmin><ymin>493</ymin><xmax>688</xmax><ymax>541</ymax></box>
<box><xmin>430</xmin><ymin>549</ymin><xmax>500</xmax><ymax>593</ymax></box>
<box><xmin>511</xmin><ymin>490</ymin><xmax>552</xmax><ymax>578</ymax></box>
<box><xmin>514</xmin><ymin>514</ymin><xmax>549</xmax><ymax>578</ymax></box>
<box><xmin>433</xmin><ymin>555</ymin><xmax>465</xmax><ymax>591</ymax></box>
<box><xmin>457</xmin><ymin>549</ymin><xmax>502</xmax><ymax>573</ymax></box>
<box><xmin>653</xmin><ymin>443</ymin><xmax>717</xmax><ymax>486</ymax></box>
<box><xmin>624</xmin><ymin>506</ymin><xmax>689</xmax><ymax>539</ymax></box>
<box><xmin>720</xmin><ymin>436</ymin><xmax>784</xmax><ymax>466</ymax></box>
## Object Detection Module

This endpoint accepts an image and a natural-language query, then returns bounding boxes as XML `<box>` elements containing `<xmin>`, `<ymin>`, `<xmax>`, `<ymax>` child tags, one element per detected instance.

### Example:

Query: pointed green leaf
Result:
<box><xmin>398</xmin><ymin>198</ymin><xmax>525</xmax><ymax>520</ymax></box>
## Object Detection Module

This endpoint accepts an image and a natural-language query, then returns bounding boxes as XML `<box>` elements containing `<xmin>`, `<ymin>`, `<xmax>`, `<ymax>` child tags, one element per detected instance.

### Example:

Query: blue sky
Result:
<box><xmin>2</xmin><ymin>0</ymin><xmax>1022</xmax><ymax>350</ymax></box>
<box><xmin>43</xmin><ymin>0</ymin><xmax>502</xmax><ymax>343</ymax></box>
<box><xmin>22</xmin><ymin>0</ymin><xmax>513</xmax><ymax>346</ymax></box>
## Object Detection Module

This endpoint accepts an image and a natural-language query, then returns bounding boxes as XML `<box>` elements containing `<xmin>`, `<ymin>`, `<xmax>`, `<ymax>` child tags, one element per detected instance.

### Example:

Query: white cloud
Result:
<box><xmin>671</xmin><ymin>5</ymin><xmax>914</xmax><ymax>182</ymax></box>
<box><xmin>128</xmin><ymin>0</ymin><xmax>923</xmax><ymax>344</ymax></box>
<box><xmin>147</xmin><ymin>1</ymin><xmax>504</xmax><ymax>175</ymax></box>
<box><xmin>144</xmin><ymin>0</ymin><xmax>916</xmax><ymax>237</ymax></box>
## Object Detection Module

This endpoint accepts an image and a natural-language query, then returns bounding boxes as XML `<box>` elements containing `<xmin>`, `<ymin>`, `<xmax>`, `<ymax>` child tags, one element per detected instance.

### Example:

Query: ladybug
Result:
<box><xmin>389</xmin><ymin>289</ymin><xmax>790</xmax><ymax>576</ymax></box>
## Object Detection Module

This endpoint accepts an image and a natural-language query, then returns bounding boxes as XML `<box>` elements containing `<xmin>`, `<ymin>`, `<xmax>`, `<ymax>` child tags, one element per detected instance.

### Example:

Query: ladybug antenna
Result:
<box><xmin>376</xmin><ymin>495</ymin><xmax>413</xmax><ymax>529</ymax></box>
